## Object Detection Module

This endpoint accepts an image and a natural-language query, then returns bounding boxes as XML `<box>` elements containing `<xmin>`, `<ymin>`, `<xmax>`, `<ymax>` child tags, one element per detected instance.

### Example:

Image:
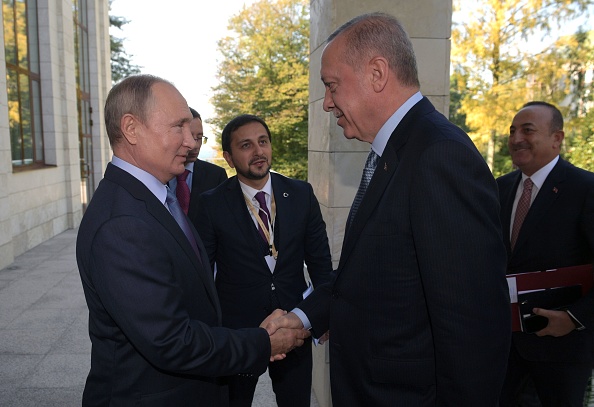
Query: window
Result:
<box><xmin>3</xmin><ymin>0</ymin><xmax>43</xmax><ymax>168</ymax></box>
<box><xmin>73</xmin><ymin>0</ymin><xmax>94</xmax><ymax>208</ymax></box>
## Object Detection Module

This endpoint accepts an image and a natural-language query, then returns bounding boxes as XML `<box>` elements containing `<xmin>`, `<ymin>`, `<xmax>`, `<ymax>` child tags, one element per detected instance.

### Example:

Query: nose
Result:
<box><xmin>322</xmin><ymin>88</ymin><xmax>334</xmax><ymax>112</ymax></box>
<box><xmin>182</xmin><ymin>127</ymin><xmax>195</xmax><ymax>149</ymax></box>
<box><xmin>509</xmin><ymin>131</ymin><xmax>521</xmax><ymax>144</ymax></box>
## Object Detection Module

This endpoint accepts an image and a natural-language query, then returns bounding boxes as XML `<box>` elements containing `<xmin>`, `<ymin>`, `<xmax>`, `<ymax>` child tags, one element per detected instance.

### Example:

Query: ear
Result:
<box><xmin>552</xmin><ymin>130</ymin><xmax>565</xmax><ymax>150</ymax></box>
<box><xmin>369</xmin><ymin>56</ymin><xmax>389</xmax><ymax>93</ymax></box>
<box><xmin>223</xmin><ymin>151</ymin><xmax>235</xmax><ymax>169</ymax></box>
<box><xmin>121</xmin><ymin>113</ymin><xmax>139</xmax><ymax>145</ymax></box>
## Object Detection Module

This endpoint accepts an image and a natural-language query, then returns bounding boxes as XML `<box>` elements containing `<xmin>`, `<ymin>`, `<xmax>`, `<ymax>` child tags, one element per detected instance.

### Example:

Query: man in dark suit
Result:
<box><xmin>266</xmin><ymin>12</ymin><xmax>511</xmax><ymax>406</ymax></box>
<box><xmin>76</xmin><ymin>74</ymin><xmax>310</xmax><ymax>407</ymax></box>
<box><xmin>497</xmin><ymin>101</ymin><xmax>594</xmax><ymax>407</ymax></box>
<box><xmin>195</xmin><ymin>114</ymin><xmax>333</xmax><ymax>407</ymax></box>
<box><xmin>169</xmin><ymin>107</ymin><xmax>228</xmax><ymax>225</ymax></box>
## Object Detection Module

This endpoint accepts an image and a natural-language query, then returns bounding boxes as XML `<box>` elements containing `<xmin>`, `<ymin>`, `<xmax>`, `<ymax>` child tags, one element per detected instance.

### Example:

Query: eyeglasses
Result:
<box><xmin>192</xmin><ymin>136</ymin><xmax>208</xmax><ymax>144</ymax></box>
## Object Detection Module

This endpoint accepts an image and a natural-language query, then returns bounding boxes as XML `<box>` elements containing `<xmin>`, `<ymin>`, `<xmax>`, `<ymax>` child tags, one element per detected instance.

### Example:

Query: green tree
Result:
<box><xmin>527</xmin><ymin>30</ymin><xmax>594</xmax><ymax>170</ymax></box>
<box><xmin>109</xmin><ymin>1</ymin><xmax>140</xmax><ymax>84</ymax></box>
<box><xmin>451</xmin><ymin>0</ymin><xmax>593</xmax><ymax>176</ymax></box>
<box><xmin>210</xmin><ymin>0</ymin><xmax>309</xmax><ymax>180</ymax></box>
<box><xmin>449</xmin><ymin>70</ymin><xmax>471</xmax><ymax>133</ymax></box>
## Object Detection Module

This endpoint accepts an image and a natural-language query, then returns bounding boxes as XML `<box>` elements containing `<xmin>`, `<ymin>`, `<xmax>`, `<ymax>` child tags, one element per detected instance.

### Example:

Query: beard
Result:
<box><xmin>236</xmin><ymin>156</ymin><xmax>271</xmax><ymax>180</ymax></box>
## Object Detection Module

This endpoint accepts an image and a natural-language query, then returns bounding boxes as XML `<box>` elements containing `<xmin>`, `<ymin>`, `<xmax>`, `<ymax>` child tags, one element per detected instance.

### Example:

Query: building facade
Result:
<box><xmin>0</xmin><ymin>0</ymin><xmax>112</xmax><ymax>269</ymax></box>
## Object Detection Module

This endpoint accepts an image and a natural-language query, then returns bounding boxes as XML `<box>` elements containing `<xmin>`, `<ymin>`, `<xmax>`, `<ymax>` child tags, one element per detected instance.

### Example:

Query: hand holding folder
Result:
<box><xmin>506</xmin><ymin>264</ymin><xmax>593</xmax><ymax>333</ymax></box>
<box><xmin>518</xmin><ymin>285</ymin><xmax>582</xmax><ymax>333</ymax></box>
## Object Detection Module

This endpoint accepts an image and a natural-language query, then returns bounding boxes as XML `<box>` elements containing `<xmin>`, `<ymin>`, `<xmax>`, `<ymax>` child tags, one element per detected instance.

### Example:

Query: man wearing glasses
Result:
<box><xmin>170</xmin><ymin>107</ymin><xmax>228</xmax><ymax>225</ymax></box>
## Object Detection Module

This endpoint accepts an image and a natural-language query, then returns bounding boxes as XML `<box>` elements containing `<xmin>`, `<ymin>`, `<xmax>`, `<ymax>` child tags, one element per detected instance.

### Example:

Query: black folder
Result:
<box><xmin>518</xmin><ymin>284</ymin><xmax>582</xmax><ymax>333</ymax></box>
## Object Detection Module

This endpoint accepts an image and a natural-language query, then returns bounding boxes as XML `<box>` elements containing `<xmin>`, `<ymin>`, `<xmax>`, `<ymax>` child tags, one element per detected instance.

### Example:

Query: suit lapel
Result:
<box><xmin>501</xmin><ymin>172</ymin><xmax>522</xmax><ymax>253</ymax></box>
<box><xmin>189</xmin><ymin>161</ymin><xmax>202</xmax><ymax>203</ymax></box>
<box><xmin>271</xmin><ymin>173</ymin><xmax>290</xmax><ymax>258</ymax></box>
<box><xmin>106</xmin><ymin>164</ymin><xmax>221</xmax><ymax>317</ymax></box>
<box><xmin>337</xmin><ymin>98</ymin><xmax>433</xmax><ymax>272</ymax></box>
<box><xmin>513</xmin><ymin>160</ymin><xmax>566</xmax><ymax>252</ymax></box>
<box><xmin>224</xmin><ymin>177</ymin><xmax>271</xmax><ymax>270</ymax></box>
<box><xmin>338</xmin><ymin>144</ymin><xmax>398</xmax><ymax>271</ymax></box>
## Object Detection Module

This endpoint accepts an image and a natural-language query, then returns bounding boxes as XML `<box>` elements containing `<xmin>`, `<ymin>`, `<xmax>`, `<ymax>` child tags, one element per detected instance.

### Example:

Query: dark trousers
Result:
<box><xmin>229</xmin><ymin>339</ymin><xmax>313</xmax><ymax>407</ymax></box>
<box><xmin>499</xmin><ymin>345</ymin><xmax>592</xmax><ymax>407</ymax></box>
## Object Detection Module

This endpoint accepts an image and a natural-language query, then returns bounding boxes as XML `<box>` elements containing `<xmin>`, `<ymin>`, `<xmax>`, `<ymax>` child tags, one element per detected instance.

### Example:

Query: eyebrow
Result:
<box><xmin>174</xmin><ymin>116</ymin><xmax>192</xmax><ymax>127</ymax></box>
<box><xmin>511</xmin><ymin>122</ymin><xmax>536</xmax><ymax>129</ymax></box>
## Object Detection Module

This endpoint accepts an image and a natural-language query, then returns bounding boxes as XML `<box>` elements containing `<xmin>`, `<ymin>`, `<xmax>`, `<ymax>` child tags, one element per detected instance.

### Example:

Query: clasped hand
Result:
<box><xmin>532</xmin><ymin>308</ymin><xmax>577</xmax><ymax>337</ymax></box>
<box><xmin>260</xmin><ymin>309</ymin><xmax>310</xmax><ymax>361</ymax></box>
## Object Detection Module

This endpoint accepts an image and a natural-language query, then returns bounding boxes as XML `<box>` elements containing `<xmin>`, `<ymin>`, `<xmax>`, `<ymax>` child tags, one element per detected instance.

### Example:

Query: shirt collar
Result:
<box><xmin>371</xmin><ymin>91</ymin><xmax>423</xmax><ymax>157</ymax></box>
<box><xmin>185</xmin><ymin>161</ymin><xmax>195</xmax><ymax>173</ymax></box>
<box><xmin>111</xmin><ymin>155</ymin><xmax>168</xmax><ymax>205</ymax></box>
<box><xmin>521</xmin><ymin>155</ymin><xmax>559</xmax><ymax>191</ymax></box>
<box><xmin>238</xmin><ymin>174</ymin><xmax>273</xmax><ymax>200</ymax></box>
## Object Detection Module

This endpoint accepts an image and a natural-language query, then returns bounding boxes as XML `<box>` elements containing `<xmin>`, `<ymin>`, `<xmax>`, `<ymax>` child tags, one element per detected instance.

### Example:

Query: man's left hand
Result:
<box><xmin>534</xmin><ymin>308</ymin><xmax>577</xmax><ymax>337</ymax></box>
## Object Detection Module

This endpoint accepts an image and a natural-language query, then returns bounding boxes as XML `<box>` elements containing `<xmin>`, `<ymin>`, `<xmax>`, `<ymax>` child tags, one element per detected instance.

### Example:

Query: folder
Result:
<box><xmin>506</xmin><ymin>264</ymin><xmax>593</xmax><ymax>332</ymax></box>
<box><xmin>518</xmin><ymin>285</ymin><xmax>582</xmax><ymax>333</ymax></box>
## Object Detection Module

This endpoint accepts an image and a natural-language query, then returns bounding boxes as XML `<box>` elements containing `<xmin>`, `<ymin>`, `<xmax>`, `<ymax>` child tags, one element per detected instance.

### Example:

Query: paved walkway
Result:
<box><xmin>0</xmin><ymin>228</ymin><xmax>319</xmax><ymax>406</ymax></box>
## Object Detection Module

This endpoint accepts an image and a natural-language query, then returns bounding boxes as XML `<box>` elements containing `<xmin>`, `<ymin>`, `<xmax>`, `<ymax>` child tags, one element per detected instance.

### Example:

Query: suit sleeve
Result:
<box><xmin>303</xmin><ymin>183</ymin><xmax>333</xmax><ymax>288</ymax></box>
<box><xmin>217</xmin><ymin>167</ymin><xmax>229</xmax><ymax>184</ymax></box>
<box><xmin>411</xmin><ymin>139</ymin><xmax>511</xmax><ymax>405</ymax></box>
<box><xmin>566</xmin><ymin>182</ymin><xmax>594</xmax><ymax>326</ymax></box>
<box><xmin>90</xmin><ymin>215</ymin><xmax>269</xmax><ymax>377</ymax></box>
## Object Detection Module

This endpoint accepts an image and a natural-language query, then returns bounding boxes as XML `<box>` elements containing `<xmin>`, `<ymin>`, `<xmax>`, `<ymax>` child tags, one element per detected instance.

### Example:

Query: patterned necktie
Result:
<box><xmin>166</xmin><ymin>187</ymin><xmax>201</xmax><ymax>262</ymax></box>
<box><xmin>176</xmin><ymin>169</ymin><xmax>191</xmax><ymax>215</ymax></box>
<box><xmin>348</xmin><ymin>149</ymin><xmax>380</xmax><ymax>225</ymax></box>
<box><xmin>511</xmin><ymin>177</ymin><xmax>533</xmax><ymax>250</ymax></box>
<box><xmin>254</xmin><ymin>191</ymin><xmax>271</xmax><ymax>243</ymax></box>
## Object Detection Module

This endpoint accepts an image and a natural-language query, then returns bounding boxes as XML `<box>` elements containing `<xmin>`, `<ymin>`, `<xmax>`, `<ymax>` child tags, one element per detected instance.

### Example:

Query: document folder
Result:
<box><xmin>518</xmin><ymin>285</ymin><xmax>582</xmax><ymax>333</ymax></box>
<box><xmin>506</xmin><ymin>264</ymin><xmax>593</xmax><ymax>332</ymax></box>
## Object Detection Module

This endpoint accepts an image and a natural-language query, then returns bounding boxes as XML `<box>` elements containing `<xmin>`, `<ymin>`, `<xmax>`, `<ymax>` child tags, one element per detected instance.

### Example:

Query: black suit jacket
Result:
<box><xmin>195</xmin><ymin>172</ymin><xmax>333</xmax><ymax>329</ymax></box>
<box><xmin>187</xmin><ymin>159</ymin><xmax>228</xmax><ymax>225</ymax></box>
<box><xmin>76</xmin><ymin>163</ymin><xmax>270</xmax><ymax>407</ymax></box>
<box><xmin>497</xmin><ymin>157</ymin><xmax>594</xmax><ymax>363</ymax></box>
<box><xmin>297</xmin><ymin>97</ymin><xmax>511</xmax><ymax>406</ymax></box>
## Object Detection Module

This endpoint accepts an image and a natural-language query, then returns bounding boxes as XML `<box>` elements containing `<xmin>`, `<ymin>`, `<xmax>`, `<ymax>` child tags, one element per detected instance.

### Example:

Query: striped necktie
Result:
<box><xmin>348</xmin><ymin>149</ymin><xmax>380</xmax><ymax>225</ymax></box>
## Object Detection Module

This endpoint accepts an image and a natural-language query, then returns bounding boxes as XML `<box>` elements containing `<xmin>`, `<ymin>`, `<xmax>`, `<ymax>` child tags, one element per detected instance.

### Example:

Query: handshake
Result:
<box><xmin>259</xmin><ymin>309</ymin><xmax>310</xmax><ymax>361</ymax></box>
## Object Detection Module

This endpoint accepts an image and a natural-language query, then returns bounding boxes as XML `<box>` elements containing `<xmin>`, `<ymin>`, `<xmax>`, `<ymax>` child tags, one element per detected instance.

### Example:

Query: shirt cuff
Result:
<box><xmin>291</xmin><ymin>307</ymin><xmax>311</xmax><ymax>330</ymax></box>
<box><xmin>566</xmin><ymin>309</ymin><xmax>585</xmax><ymax>331</ymax></box>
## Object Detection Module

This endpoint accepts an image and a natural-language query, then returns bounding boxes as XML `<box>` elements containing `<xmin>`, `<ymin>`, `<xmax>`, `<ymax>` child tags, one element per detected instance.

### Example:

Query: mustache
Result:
<box><xmin>249</xmin><ymin>156</ymin><xmax>268</xmax><ymax>165</ymax></box>
<box><xmin>510</xmin><ymin>143</ymin><xmax>530</xmax><ymax>151</ymax></box>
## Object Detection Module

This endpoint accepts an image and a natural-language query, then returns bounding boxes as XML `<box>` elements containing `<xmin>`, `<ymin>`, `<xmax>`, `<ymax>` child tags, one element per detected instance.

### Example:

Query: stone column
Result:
<box><xmin>307</xmin><ymin>2</ymin><xmax>453</xmax><ymax>405</ymax></box>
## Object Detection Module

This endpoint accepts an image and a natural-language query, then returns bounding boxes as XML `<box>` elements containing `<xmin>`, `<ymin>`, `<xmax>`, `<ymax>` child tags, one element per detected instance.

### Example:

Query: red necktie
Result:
<box><xmin>511</xmin><ymin>178</ymin><xmax>533</xmax><ymax>250</ymax></box>
<box><xmin>176</xmin><ymin>169</ymin><xmax>191</xmax><ymax>215</ymax></box>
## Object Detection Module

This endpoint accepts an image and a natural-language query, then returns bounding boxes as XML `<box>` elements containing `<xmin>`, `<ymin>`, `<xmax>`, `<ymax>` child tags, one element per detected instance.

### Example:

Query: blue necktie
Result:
<box><xmin>348</xmin><ymin>149</ymin><xmax>380</xmax><ymax>225</ymax></box>
<box><xmin>166</xmin><ymin>187</ymin><xmax>201</xmax><ymax>262</ymax></box>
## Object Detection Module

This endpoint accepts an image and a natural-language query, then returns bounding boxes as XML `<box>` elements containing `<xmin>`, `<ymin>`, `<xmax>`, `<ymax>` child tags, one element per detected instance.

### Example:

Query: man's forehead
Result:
<box><xmin>512</xmin><ymin>108</ymin><xmax>545</xmax><ymax>126</ymax></box>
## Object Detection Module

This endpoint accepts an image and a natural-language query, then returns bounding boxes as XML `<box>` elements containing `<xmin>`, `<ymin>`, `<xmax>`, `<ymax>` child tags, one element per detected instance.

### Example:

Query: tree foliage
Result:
<box><xmin>109</xmin><ymin>1</ymin><xmax>140</xmax><ymax>84</ymax></box>
<box><xmin>209</xmin><ymin>0</ymin><xmax>309</xmax><ymax>180</ymax></box>
<box><xmin>451</xmin><ymin>0</ymin><xmax>593</xmax><ymax>177</ymax></box>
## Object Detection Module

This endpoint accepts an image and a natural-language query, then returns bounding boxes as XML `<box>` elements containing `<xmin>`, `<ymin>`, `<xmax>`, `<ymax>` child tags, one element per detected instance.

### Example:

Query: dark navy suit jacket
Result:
<box><xmin>195</xmin><ymin>172</ymin><xmax>333</xmax><ymax>329</ymax></box>
<box><xmin>298</xmin><ymin>97</ymin><xmax>511</xmax><ymax>406</ymax></box>
<box><xmin>76</xmin><ymin>163</ymin><xmax>269</xmax><ymax>407</ymax></box>
<box><xmin>497</xmin><ymin>157</ymin><xmax>594</xmax><ymax>363</ymax></box>
<box><xmin>187</xmin><ymin>159</ymin><xmax>228</xmax><ymax>226</ymax></box>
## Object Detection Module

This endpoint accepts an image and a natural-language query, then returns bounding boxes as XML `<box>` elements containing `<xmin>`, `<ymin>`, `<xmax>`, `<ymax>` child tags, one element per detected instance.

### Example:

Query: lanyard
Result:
<box><xmin>243</xmin><ymin>192</ymin><xmax>278</xmax><ymax>259</ymax></box>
